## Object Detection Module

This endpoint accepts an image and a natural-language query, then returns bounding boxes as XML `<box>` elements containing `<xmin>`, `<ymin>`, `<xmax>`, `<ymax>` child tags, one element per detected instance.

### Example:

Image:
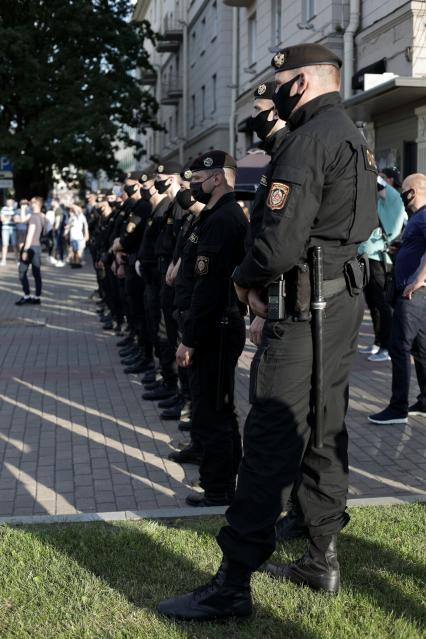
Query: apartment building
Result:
<box><xmin>133</xmin><ymin>0</ymin><xmax>235</xmax><ymax>170</ymax></box>
<box><xmin>228</xmin><ymin>0</ymin><xmax>426</xmax><ymax>175</ymax></box>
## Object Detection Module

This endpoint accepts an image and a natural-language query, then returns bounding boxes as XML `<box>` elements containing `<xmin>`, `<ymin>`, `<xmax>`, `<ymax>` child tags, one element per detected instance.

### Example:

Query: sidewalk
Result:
<box><xmin>0</xmin><ymin>256</ymin><xmax>425</xmax><ymax>519</ymax></box>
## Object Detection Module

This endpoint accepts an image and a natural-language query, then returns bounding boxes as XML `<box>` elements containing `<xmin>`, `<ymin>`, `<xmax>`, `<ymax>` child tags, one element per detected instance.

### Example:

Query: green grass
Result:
<box><xmin>0</xmin><ymin>505</ymin><xmax>424</xmax><ymax>638</ymax></box>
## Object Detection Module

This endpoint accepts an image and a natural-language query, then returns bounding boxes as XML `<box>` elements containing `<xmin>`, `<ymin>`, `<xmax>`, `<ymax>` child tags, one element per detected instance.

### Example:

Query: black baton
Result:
<box><xmin>216</xmin><ymin>314</ymin><xmax>229</xmax><ymax>411</ymax></box>
<box><xmin>312</xmin><ymin>246</ymin><xmax>327</xmax><ymax>448</ymax></box>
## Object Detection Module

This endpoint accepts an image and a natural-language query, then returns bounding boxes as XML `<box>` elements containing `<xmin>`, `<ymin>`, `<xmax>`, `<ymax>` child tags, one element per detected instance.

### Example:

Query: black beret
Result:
<box><xmin>253</xmin><ymin>81</ymin><xmax>276</xmax><ymax>100</ymax></box>
<box><xmin>189</xmin><ymin>150</ymin><xmax>236</xmax><ymax>174</ymax></box>
<box><xmin>157</xmin><ymin>161</ymin><xmax>182</xmax><ymax>175</ymax></box>
<box><xmin>126</xmin><ymin>171</ymin><xmax>141</xmax><ymax>181</ymax></box>
<box><xmin>271</xmin><ymin>43</ymin><xmax>342</xmax><ymax>72</ymax></box>
<box><xmin>140</xmin><ymin>171</ymin><xmax>156</xmax><ymax>183</ymax></box>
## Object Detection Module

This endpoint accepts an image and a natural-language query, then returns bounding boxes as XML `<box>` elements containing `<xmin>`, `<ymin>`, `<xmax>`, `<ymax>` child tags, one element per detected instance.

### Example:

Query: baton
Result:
<box><xmin>312</xmin><ymin>246</ymin><xmax>327</xmax><ymax>449</ymax></box>
<box><xmin>216</xmin><ymin>314</ymin><xmax>229</xmax><ymax>411</ymax></box>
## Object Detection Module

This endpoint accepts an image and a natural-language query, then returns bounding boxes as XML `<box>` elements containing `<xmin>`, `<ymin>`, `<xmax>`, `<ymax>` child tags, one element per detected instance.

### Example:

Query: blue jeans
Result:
<box><xmin>19</xmin><ymin>246</ymin><xmax>42</xmax><ymax>297</ymax></box>
<box><xmin>2</xmin><ymin>226</ymin><xmax>16</xmax><ymax>247</ymax></box>
<box><xmin>389</xmin><ymin>291</ymin><xmax>426</xmax><ymax>414</ymax></box>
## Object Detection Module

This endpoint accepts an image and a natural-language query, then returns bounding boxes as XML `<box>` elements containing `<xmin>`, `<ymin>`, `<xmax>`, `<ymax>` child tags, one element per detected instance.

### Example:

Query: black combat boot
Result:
<box><xmin>160</xmin><ymin>401</ymin><xmax>185</xmax><ymax>420</ymax></box>
<box><xmin>276</xmin><ymin>509</ymin><xmax>308</xmax><ymax>541</ymax></box>
<box><xmin>117</xmin><ymin>333</ymin><xmax>135</xmax><ymax>347</ymax></box>
<box><xmin>143</xmin><ymin>382</ymin><xmax>177</xmax><ymax>401</ymax></box>
<box><xmin>157</xmin><ymin>557</ymin><xmax>252</xmax><ymax>621</ymax></box>
<box><xmin>178</xmin><ymin>419</ymin><xmax>192</xmax><ymax>432</ymax></box>
<box><xmin>158</xmin><ymin>394</ymin><xmax>182</xmax><ymax>409</ymax></box>
<box><xmin>265</xmin><ymin>534</ymin><xmax>340</xmax><ymax>593</ymax></box>
<box><xmin>141</xmin><ymin>369</ymin><xmax>158</xmax><ymax>384</ymax></box>
<box><xmin>185</xmin><ymin>488</ymin><xmax>233</xmax><ymax>507</ymax></box>
<box><xmin>168</xmin><ymin>443</ymin><xmax>202</xmax><ymax>465</ymax></box>
<box><xmin>119</xmin><ymin>344</ymin><xmax>138</xmax><ymax>358</ymax></box>
<box><xmin>121</xmin><ymin>351</ymin><xmax>142</xmax><ymax>366</ymax></box>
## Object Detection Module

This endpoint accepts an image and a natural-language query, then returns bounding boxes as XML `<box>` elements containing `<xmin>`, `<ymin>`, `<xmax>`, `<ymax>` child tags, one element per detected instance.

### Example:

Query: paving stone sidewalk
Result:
<box><xmin>0</xmin><ymin>256</ymin><xmax>425</xmax><ymax>518</ymax></box>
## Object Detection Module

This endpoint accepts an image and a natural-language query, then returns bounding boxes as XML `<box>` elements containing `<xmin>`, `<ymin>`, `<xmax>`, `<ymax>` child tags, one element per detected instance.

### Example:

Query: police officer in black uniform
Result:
<box><xmin>173</xmin><ymin>151</ymin><xmax>248</xmax><ymax>507</ymax></box>
<box><xmin>158</xmin><ymin>43</ymin><xmax>377</xmax><ymax>621</ymax></box>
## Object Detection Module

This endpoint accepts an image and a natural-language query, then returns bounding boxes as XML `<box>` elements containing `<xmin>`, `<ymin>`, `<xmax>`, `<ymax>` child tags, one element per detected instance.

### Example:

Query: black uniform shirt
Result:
<box><xmin>234</xmin><ymin>92</ymin><xmax>378</xmax><ymax>288</ymax></box>
<box><xmin>173</xmin><ymin>214</ymin><xmax>200</xmax><ymax>311</ymax></box>
<box><xmin>154</xmin><ymin>199</ymin><xmax>186</xmax><ymax>264</ymax></box>
<box><xmin>119</xmin><ymin>199</ymin><xmax>151</xmax><ymax>255</ymax></box>
<box><xmin>182</xmin><ymin>192</ymin><xmax>249</xmax><ymax>347</ymax></box>
<box><xmin>138</xmin><ymin>197</ymin><xmax>171</xmax><ymax>265</ymax></box>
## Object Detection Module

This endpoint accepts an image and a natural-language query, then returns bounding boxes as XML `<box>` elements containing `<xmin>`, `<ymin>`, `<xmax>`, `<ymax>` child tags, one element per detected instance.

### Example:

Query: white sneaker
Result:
<box><xmin>368</xmin><ymin>349</ymin><xmax>391</xmax><ymax>362</ymax></box>
<box><xmin>363</xmin><ymin>343</ymin><xmax>380</xmax><ymax>355</ymax></box>
<box><xmin>49</xmin><ymin>256</ymin><xmax>57</xmax><ymax>265</ymax></box>
<box><xmin>0</xmin><ymin>260</ymin><xmax>6</xmax><ymax>266</ymax></box>
<box><xmin>55</xmin><ymin>260</ymin><xmax>65</xmax><ymax>267</ymax></box>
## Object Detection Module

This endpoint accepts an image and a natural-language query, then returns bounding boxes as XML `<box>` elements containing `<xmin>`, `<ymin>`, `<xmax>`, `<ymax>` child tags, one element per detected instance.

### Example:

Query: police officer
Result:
<box><xmin>158</xmin><ymin>43</ymin><xmax>377</xmax><ymax>621</ymax></box>
<box><xmin>173</xmin><ymin>151</ymin><xmax>248</xmax><ymax>507</ymax></box>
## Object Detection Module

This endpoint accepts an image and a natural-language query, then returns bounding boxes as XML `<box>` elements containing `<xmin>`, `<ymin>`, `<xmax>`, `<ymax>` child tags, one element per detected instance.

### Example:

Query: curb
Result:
<box><xmin>0</xmin><ymin>493</ymin><xmax>425</xmax><ymax>527</ymax></box>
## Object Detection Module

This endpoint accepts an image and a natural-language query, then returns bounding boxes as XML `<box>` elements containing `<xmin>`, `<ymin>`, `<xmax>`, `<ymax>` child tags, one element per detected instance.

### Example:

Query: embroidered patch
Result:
<box><xmin>203</xmin><ymin>157</ymin><xmax>213</xmax><ymax>168</ymax></box>
<box><xmin>362</xmin><ymin>145</ymin><xmax>378</xmax><ymax>173</ymax></box>
<box><xmin>195</xmin><ymin>256</ymin><xmax>209</xmax><ymax>275</ymax></box>
<box><xmin>189</xmin><ymin>233</ymin><xmax>198</xmax><ymax>243</ymax></box>
<box><xmin>267</xmin><ymin>182</ymin><xmax>291</xmax><ymax>211</ymax></box>
<box><xmin>257</xmin><ymin>83</ymin><xmax>267</xmax><ymax>95</ymax></box>
<box><xmin>260</xmin><ymin>174</ymin><xmax>268</xmax><ymax>187</ymax></box>
<box><xmin>126</xmin><ymin>222</ymin><xmax>136</xmax><ymax>233</ymax></box>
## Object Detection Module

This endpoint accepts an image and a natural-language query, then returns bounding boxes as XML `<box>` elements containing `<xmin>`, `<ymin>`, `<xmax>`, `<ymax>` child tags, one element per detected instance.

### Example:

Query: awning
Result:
<box><xmin>344</xmin><ymin>77</ymin><xmax>426</xmax><ymax>121</ymax></box>
<box><xmin>235</xmin><ymin>149</ymin><xmax>270</xmax><ymax>199</ymax></box>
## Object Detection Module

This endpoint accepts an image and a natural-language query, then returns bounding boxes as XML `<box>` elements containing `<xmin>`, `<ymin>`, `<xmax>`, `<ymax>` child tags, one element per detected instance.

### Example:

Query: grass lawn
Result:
<box><xmin>0</xmin><ymin>504</ymin><xmax>424</xmax><ymax>638</ymax></box>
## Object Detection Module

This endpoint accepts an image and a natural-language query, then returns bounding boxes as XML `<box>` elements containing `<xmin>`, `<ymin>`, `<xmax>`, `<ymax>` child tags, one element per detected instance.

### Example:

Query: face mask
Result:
<box><xmin>155</xmin><ymin>179</ymin><xmax>170</xmax><ymax>194</ymax></box>
<box><xmin>190</xmin><ymin>176</ymin><xmax>214</xmax><ymax>204</ymax></box>
<box><xmin>401</xmin><ymin>188</ymin><xmax>415</xmax><ymax>212</ymax></box>
<box><xmin>124</xmin><ymin>184</ymin><xmax>138</xmax><ymax>197</ymax></box>
<box><xmin>273</xmin><ymin>74</ymin><xmax>304</xmax><ymax>121</ymax></box>
<box><xmin>140</xmin><ymin>186</ymin><xmax>152</xmax><ymax>202</ymax></box>
<box><xmin>176</xmin><ymin>188</ymin><xmax>193</xmax><ymax>210</ymax></box>
<box><xmin>247</xmin><ymin>107</ymin><xmax>277</xmax><ymax>141</ymax></box>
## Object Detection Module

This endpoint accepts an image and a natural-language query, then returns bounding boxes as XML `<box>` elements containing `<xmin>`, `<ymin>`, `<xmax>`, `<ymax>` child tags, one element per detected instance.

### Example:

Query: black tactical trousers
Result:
<box><xmin>125</xmin><ymin>271</ymin><xmax>153</xmax><ymax>358</ymax></box>
<box><xmin>189</xmin><ymin>314</ymin><xmax>246</xmax><ymax>494</ymax></box>
<box><xmin>217</xmin><ymin>289</ymin><xmax>364</xmax><ymax>570</ymax></box>
<box><xmin>159</xmin><ymin>279</ymin><xmax>178</xmax><ymax>385</ymax></box>
<box><xmin>143</xmin><ymin>270</ymin><xmax>162</xmax><ymax>359</ymax></box>
<box><xmin>364</xmin><ymin>258</ymin><xmax>393</xmax><ymax>349</ymax></box>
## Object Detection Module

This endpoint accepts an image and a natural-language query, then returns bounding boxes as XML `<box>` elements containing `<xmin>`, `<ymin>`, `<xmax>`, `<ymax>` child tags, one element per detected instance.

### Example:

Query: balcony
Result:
<box><xmin>140</xmin><ymin>70</ymin><xmax>157</xmax><ymax>86</ymax></box>
<box><xmin>223</xmin><ymin>0</ymin><xmax>252</xmax><ymax>6</ymax></box>
<box><xmin>160</xmin><ymin>75</ymin><xmax>183</xmax><ymax>106</ymax></box>
<box><xmin>156</xmin><ymin>15</ymin><xmax>183</xmax><ymax>53</ymax></box>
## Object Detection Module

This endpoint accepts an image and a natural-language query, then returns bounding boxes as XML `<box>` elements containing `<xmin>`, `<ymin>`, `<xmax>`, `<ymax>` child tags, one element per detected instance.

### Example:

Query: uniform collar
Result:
<box><xmin>263</xmin><ymin>126</ymin><xmax>288</xmax><ymax>156</ymax></box>
<box><xmin>287</xmin><ymin>91</ymin><xmax>342</xmax><ymax>131</ymax></box>
<box><xmin>204</xmin><ymin>191</ymin><xmax>236</xmax><ymax>215</ymax></box>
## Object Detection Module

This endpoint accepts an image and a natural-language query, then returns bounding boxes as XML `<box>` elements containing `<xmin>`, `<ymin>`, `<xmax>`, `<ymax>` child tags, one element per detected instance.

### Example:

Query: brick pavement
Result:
<box><xmin>0</xmin><ymin>254</ymin><xmax>425</xmax><ymax>517</ymax></box>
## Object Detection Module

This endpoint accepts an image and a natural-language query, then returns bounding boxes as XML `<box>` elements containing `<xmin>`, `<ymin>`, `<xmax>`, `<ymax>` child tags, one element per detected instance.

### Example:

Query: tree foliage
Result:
<box><xmin>0</xmin><ymin>0</ymin><xmax>160</xmax><ymax>197</ymax></box>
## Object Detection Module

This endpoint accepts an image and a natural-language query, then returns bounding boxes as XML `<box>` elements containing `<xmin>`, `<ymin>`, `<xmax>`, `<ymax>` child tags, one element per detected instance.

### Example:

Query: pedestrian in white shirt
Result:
<box><xmin>65</xmin><ymin>205</ymin><xmax>89</xmax><ymax>267</ymax></box>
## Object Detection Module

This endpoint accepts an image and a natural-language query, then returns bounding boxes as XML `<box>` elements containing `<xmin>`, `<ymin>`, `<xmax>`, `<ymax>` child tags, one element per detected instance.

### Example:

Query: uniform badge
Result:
<box><xmin>189</xmin><ymin>233</ymin><xmax>198</xmax><ymax>243</ymax></box>
<box><xmin>166</xmin><ymin>218</ymin><xmax>173</xmax><ymax>224</ymax></box>
<box><xmin>203</xmin><ymin>157</ymin><xmax>213</xmax><ymax>168</ymax></box>
<box><xmin>184</xmin><ymin>169</ymin><xmax>192</xmax><ymax>180</ymax></box>
<box><xmin>141</xmin><ymin>173</ymin><xmax>148</xmax><ymax>182</ymax></box>
<box><xmin>362</xmin><ymin>146</ymin><xmax>378</xmax><ymax>173</ymax></box>
<box><xmin>260</xmin><ymin>174</ymin><xmax>268</xmax><ymax>187</ymax></box>
<box><xmin>126</xmin><ymin>222</ymin><xmax>136</xmax><ymax>233</ymax></box>
<box><xmin>195</xmin><ymin>256</ymin><xmax>209</xmax><ymax>275</ymax></box>
<box><xmin>257</xmin><ymin>83</ymin><xmax>267</xmax><ymax>96</ymax></box>
<box><xmin>273</xmin><ymin>52</ymin><xmax>286</xmax><ymax>68</ymax></box>
<box><xmin>158</xmin><ymin>165</ymin><xmax>164</xmax><ymax>173</ymax></box>
<box><xmin>267</xmin><ymin>182</ymin><xmax>290</xmax><ymax>211</ymax></box>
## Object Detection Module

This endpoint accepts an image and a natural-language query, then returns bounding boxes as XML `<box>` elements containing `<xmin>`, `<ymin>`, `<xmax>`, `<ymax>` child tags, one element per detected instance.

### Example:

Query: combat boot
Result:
<box><xmin>157</xmin><ymin>557</ymin><xmax>252</xmax><ymax>621</ymax></box>
<box><xmin>116</xmin><ymin>333</ymin><xmax>135</xmax><ymax>348</ymax></box>
<box><xmin>276</xmin><ymin>510</ymin><xmax>308</xmax><ymax>541</ymax></box>
<box><xmin>143</xmin><ymin>382</ymin><xmax>177</xmax><ymax>400</ymax></box>
<box><xmin>265</xmin><ymin>534</ymin><xmax>340</xmax><ymax>593</ymax></box>
<box><xmin>168</xmin><ymin>443</ymin><xmax>202</xmax><ymax>465</ymax></box>
<box><xmin>158</xmin><ymin>394</ymin><xmax>182</xmax><ymax>409</ymax></box>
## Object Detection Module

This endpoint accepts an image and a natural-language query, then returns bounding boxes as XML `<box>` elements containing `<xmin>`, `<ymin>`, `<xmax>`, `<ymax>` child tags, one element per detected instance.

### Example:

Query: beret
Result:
<box><xmin>271</xmin><ymin>43</ymin><xmax>342</xmax><ymax>72</ymax></box>
<box><xmin>157</xmin><ymin>161</ymin><xmax>182</xmax><ymax>175</ymax></box>
<box><xmin>126</xmin><ymin>171</ymin><xmax>141</xmax><ymax>181</ymax></box>
<box><xmin>189</xmin><ymin>150</ymin><xmax>236</xmax><ymax>174</ymax></box>
<box><xmin>253</xmin><ymin>81</ymin><xmax>276</xmax><ymax>100</ymax></box>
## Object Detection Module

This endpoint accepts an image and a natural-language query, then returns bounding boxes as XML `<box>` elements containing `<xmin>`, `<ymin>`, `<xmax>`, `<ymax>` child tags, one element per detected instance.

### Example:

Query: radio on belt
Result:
<box><xmin>267</xmin><ymin>275</ymin><xmax>286</xmax><ymax>320</ymax></box>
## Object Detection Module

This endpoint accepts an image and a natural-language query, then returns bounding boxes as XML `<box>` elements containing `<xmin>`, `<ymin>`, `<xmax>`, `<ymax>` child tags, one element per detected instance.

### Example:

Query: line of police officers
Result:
<box><xmin>89</xmin><ymin>41</ymin><xmax>378</xmax><ymax>623</ymax></box>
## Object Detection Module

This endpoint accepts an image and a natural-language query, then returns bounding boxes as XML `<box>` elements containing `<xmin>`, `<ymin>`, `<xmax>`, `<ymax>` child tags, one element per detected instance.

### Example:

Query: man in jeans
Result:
<box><xmin>16</xmin><ymin>196</ymin><xmax>46</xmax><ymax>306</ymax></box>
<box><xmin>369</xmin><ymin>173</ymin><xmax>426</xmax><ymax>424</ymax></box>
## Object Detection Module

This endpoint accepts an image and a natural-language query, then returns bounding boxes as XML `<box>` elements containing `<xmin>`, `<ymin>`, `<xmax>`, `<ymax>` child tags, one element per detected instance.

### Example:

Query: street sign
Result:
<box><xmin>0</xmin><ymin>158</ymin><xmax>13</xmax><ymax>172</ymax></box>
<box><xmin>0</xmin><ymin>179</ymin><xmax>13</xmax><ymax>188</ymax></box>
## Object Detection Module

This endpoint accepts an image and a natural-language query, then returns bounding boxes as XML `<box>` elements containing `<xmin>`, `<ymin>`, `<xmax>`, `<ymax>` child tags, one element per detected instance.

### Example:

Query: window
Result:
<box><xmin>302</xmin><ymin>0</ymin><xmax>315</xmax><ymax>22</ymax></box>
<box><xmin>211</xmin><ymin>74</ymin><xmax>217</xmax><ymax>113</ymax></box>
<box><xmin>248</xmin><ymin>13</ymin><xmax>257</xmax><ymax>66</ymax></box>
<box><xmin>201</xmin><ymin>85</ymin><xmax>206</xmax><ymax>121</ymax></box>
<box><xmin>271</xmin><ymin>0</ymin><xmax>282</xmax><ymax>46</ymax></box>
<box><xmin>212</xmin><ymin>1</ymin><xmax>218</xmax><ymax>39</ymax></box>
<box><xmin>191</xmin><ymin>95</ymin><xmax>196</xmax><ymax>127</ymax></box>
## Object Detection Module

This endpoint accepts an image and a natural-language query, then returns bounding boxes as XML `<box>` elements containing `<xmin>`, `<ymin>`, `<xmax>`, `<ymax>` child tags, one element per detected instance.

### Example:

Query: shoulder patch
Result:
<box><xmin>189</xmin><ymin>232</ymin><xmax>198</xmax><ymax>243</ymax></box>
<box><xmin>195</xmin><ymin>256</ymin><xmax>209</xmax><ymax>275</ymax></box>
<box><xmin>267</xmin><ymin>182</ymin><xmax>291</xmax><ymax>211</ymax></box>
<box><xmin>362</xmin><ymin>146</ymin><xmax>378</xmax><ymax>173</ymax></box>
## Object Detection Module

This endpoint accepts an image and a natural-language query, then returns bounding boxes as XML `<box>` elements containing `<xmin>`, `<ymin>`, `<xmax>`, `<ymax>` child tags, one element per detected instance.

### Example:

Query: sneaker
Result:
<box><xmin>48</xmin><ymin>256</ymin><xmax>57</xmax><ymax>265</ymax></box>
<box><xmin>0</xmin><ymin>260</ymin><xmax>6</xmax><ymax>266</ymax></box>
<box><xmin>55</xmin><ymin>261</ymin><xmax>65</xmax><ymax>267</ymax></box>
<box><xmin>363</xmin><ymin>343</ymin><xmax>380</xmax><ymax>355</ymax></box>
<box><xmin>368</xmin><ymin>407</ymin><xmax>407</xmax><ymax>425</ymax></box>
<box><xmin>15</xmin><ymin>297</ymin><xmax>32</xmax><ymax>306</ymax></box>
<box><xmin>368</xmin><ymin>348</ymin><xmax>391</xmax><ymax>362</ymax></box>
<box><xmin>408</xmin><ymin>401</ymin><xmax>426</xmax><ymax>417</ymax></box>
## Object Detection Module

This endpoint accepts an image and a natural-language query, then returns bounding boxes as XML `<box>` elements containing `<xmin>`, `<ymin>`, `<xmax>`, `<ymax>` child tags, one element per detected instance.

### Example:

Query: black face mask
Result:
<box><xmin>273</xmin><ymin>74</ymin><xmax>304</xmax><ymax>121</ymax></box>
<box><xmin>401</xmin><ymin>188</ymin><xmax>415</xmax><ymax>213</ymax></box>
<box><xmin>190</xmin><ymin>176</ymin><xmax>213</xmax><ymax>205</ymax></box>
<box><xmin>124</xmin><ymin>184</ymin><xmax>138</xmax><ymax>197</ymax></box>
<box><xmin>140</xmin><ymin>186</ymin><xmax>152</xmax><ymax>202</ymax></box>
<box><xmin>155</xmin><ymin>179</ymin><xmax>170</xmax><ymax>194</ymax></box>
<box><xmin>247</xmin><ymin>107</ymin><xmax>277</xmax><ymax>141</ymax></box>
<box><xmin>176</xmin><ymin>188</ymin><xmax>193</xmax><ymax>210</ymax></box>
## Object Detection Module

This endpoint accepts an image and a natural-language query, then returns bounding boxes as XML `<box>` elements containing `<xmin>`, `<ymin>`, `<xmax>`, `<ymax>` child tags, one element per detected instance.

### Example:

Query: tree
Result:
<box><xmin>0</xmin><ymin>0</ymin><xmax>161</xmax><ymax>199</ymax></box>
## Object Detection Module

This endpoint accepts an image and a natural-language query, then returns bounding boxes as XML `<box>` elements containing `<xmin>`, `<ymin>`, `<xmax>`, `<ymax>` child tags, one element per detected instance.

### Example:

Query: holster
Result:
<box><xmin>285</xmin><ymin>263</ymin><xmax>311</xmax><ymax>321</ymax></box>
<box><xmin>343</xmin><ymin>254</ymin><xmax>369</xmax><ymax>296</ymax></box>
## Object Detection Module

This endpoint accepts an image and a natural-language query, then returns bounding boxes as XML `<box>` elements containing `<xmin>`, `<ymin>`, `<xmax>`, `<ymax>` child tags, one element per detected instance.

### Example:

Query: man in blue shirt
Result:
<box><xmin>369</xmin><ymin>173</ymin><xmax>426</xmax><ymax>424</ymax></box>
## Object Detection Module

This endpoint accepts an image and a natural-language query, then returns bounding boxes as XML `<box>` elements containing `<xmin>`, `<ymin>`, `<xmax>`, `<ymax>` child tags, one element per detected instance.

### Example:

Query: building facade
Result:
<box><xmin>133</xmin><ymin>0</ymin><xmax>426</xmax><ymax>176</ymax></box>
